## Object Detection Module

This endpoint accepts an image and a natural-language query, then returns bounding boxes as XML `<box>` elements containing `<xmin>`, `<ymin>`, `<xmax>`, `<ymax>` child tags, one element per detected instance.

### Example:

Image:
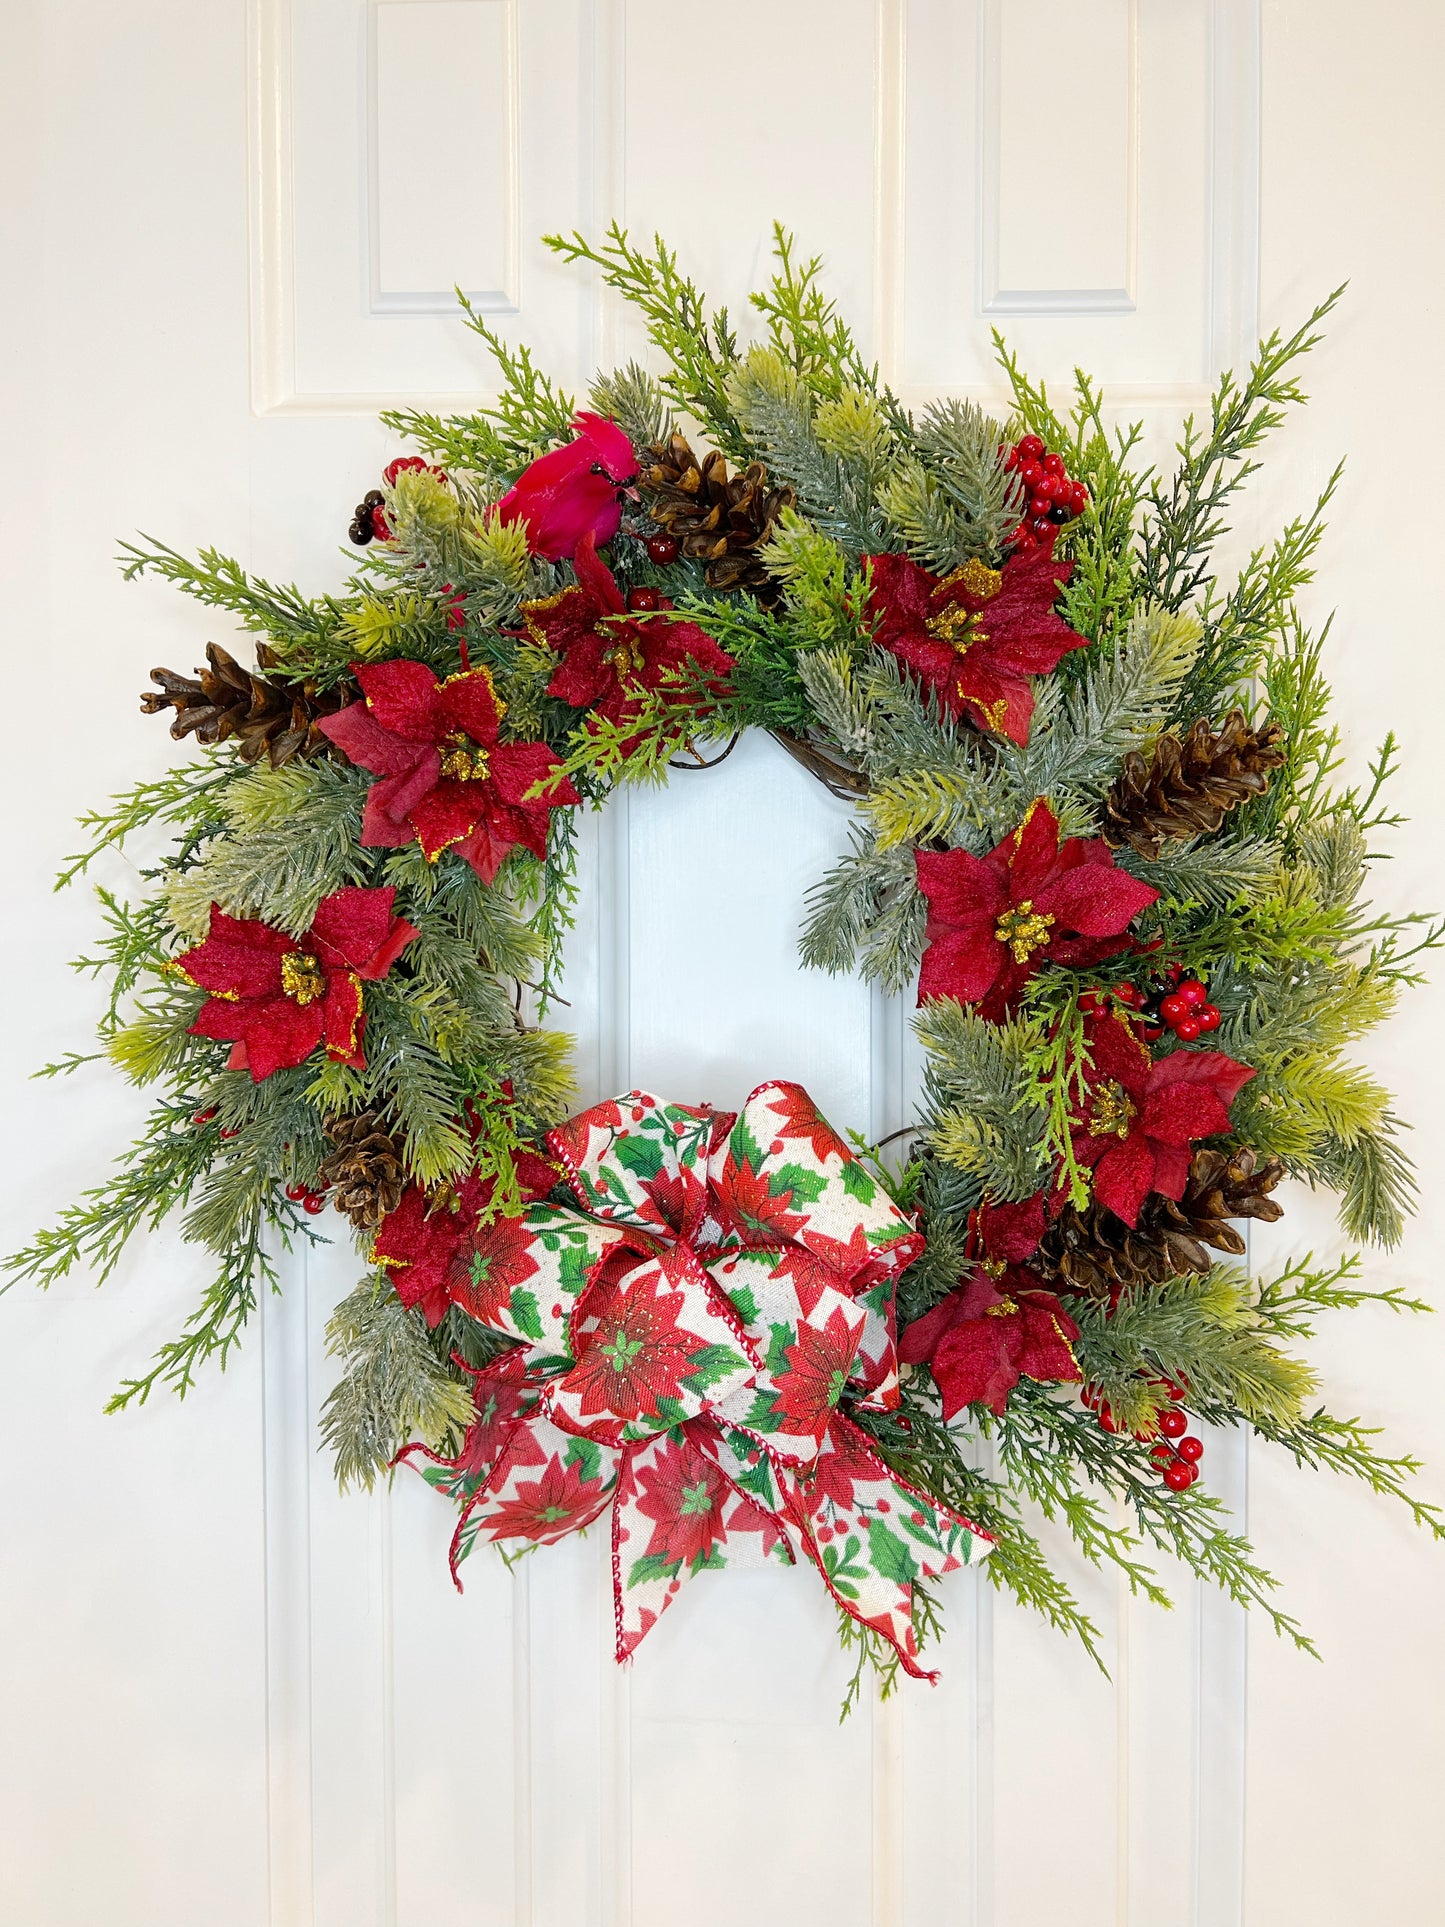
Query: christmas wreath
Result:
<box><xmin>10</xmin><ymin>226</ymin><xmax>1442</xmax><ymax>1697</ymax></box>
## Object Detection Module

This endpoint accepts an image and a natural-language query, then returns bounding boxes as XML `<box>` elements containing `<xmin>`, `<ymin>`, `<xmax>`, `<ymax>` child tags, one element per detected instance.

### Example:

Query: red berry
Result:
<box><xmin>1098</xmin><ymin>1405</ymin><xmax>1117</xmax><ymax>1434</ymax></box>
<box><xmin>1140</xmin><ymin>1023</ymin><xmax>1164</xmax><ymax>1041</ymax></box>
<box><xmin>1043</xmin><ymin>451</ymin><xmax>1064</xmax><ymax>475</ymax></box>
<box><xmin>1177</xmin><ymin>978</ymin><xmax>1207</xmax><ymax>1006</ymax></box>
<box><xmin>1031</xmin><ymin>516</ymin><xmax>1053</xmax><ymax>535</ymax></box>
<box><xmin>1196</xmin><ymin>1004</ymin><xmax>1221</xmax><ymax>1032</ymax></box>
<box><xmin>284</xmin><ymin>1182</ymin><xmax>308</xmax><ymax>1203</ymax></box>
<box><xmin>1044</xmin><ymin>473</ymin><xmax>1069</xmax><ymax>501</ymax></box>
<box><xmin>1018</xmin><ymin>433</ymin><xmax>1045</xmax><ymax>461</ymax></box>
<box><xmin>1113</xmin><ymin>982</ymin><xmax>1141</xmax><ymax>1006</ymax></box>
<box><xmin>192</xmin><ymin>1107</ymin><xmax>217</xmax><ymax>1126</ymax></box>
<box><xmin>1163</xmin><ymin>1461</ymin><xmax>1194</xmax><ymax>1493</ymax></box>
<box><xmin>645</xmin><ymin>533</ymin><xmax>679</xmax><ymax>566</ymax></box>
<box><xmin>1009</xmin><ymin>521</ymin><xmax>1033</xmax><ymax>547</ymax></box>
<box><xmin>1149</xmin><ymin>1442</ymin><xmax>1175</xmax><ymax>1468</ymax></box>
<box><xmin>1160</xmin><ymin>993</ymin><xmax>1187</xmax><ymax>1023</ymax></box>
<box><xmin>1030</xmin><ymin>494</ymin><xmax>1052</xmax><ymax>519</ymax></box>
<box><xmin>1161</xmin><ymin>1378</ymin><xmax>1189</xmax><ymax>1400</ymax></box>
<box><xmin>220</xmin><ymin>1127</ymin><xmax>240</xmax><ymax>1140</ymax></box>
<box><xmin>626</xmin><ymin>586</ymin><xmax>661</xmax><ymax>613</ymax></box>
<box><xmin>1174</xmin><ymin>1017</ymin><xmax>1202</xmax><ymax>1041</ymax></box>
<box><xmin>302</xmin><ymin>1192</ymin><xmax>328</xmax><ymax>1215</ymax></box>
<box><xmin>1069</xmin><ymin>482</ymin><xmax>1089</xmax><ymax>514</ymax></box>
<box><xmin>1177</xmin><ymin>1435</ymin><xmax>1205</xmax><ymax>1464</ymax></box>
<box><xmin>1020</xmin><ymin>460</ymin><xmax>1044</xmax><ymax>490</ymax></box>
<box><xmin>1159</xmin><ymin>1406</ymin><xmax>1188</xmax><ymax>1438</ymax></box>
<box><xmin>1081</xmin><ymin>1384</ymin><xmax>1099</xmax><ymax>1408</ymax></box>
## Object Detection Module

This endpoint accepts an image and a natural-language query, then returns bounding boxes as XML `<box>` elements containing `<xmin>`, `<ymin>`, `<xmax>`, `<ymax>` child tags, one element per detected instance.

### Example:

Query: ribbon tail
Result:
<box><xmin>784</xmin><ymin>1414</ymin><xmax>994</xmax><ymax>1681</ymax></box>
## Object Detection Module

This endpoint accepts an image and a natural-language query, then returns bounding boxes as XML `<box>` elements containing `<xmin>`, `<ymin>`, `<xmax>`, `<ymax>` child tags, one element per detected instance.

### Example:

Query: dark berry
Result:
<box><xmin>645</xmin><ymin>533</ymin><xmax>679</xmax><ymax>566</ymax></box>
<box><xmin>1049</xmin><ymin>504</ymin><xmax>1069</xmax><ymax>524</ymax></box>
<box><xmin>626</xmin><ymin>586</ymin><xmax>661</xmax><ymax>613</ymax></box>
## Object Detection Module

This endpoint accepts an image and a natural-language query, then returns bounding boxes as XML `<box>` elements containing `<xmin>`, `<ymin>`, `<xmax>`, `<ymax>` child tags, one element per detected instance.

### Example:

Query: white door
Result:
<box><xmin>4</xmin><ymin>2</ymin><xmax>1444</xmax><ymax>1922</ymax></box>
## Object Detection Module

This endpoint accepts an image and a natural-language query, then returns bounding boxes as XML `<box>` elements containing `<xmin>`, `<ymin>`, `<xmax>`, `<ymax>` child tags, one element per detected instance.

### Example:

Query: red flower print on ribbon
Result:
<box><xmin>477</xmin><ymin>1445</ymin><xmax>614</xmax><ymax>1544</ymax></box>
<box><xmin>400</xmin><ymin>1082</ymin><xmax>989</xmax><ymax>1674</ymax></box>
<box><xmin>182</xmin><ymin>886</ymin><xmax>416</xmax><ymax>1081</ymax></box>
<box><xmin>915</xmin><ymin>799</ymin><xmax>1159</xmax><ymax>1016</ymax></box>
<box><xmin>1066</xmin><ymin>1012</ymin><xmax>1256</xmax><ymax>1227</ymax></box>
<box><xmin>864</xmin><ymin>543</ymin><xmax>1087</xmax><ymax>744</ymax></box>
<box><xmin>320</xmin><ymin>659</ymin><xmax>579</xmax><ymax>884</ymax></box>
<box><xmin>521</xmin><ymin>533</ymin><xmax>734</xmax><ymax>732</ymax></box>
<box><xmin>496</xmin><ymin>412</ymin><xmax>638</xmax><ymax>561</ymax></box>
<box><xmin>374</xmin><ymin>1147</ymin><xmax>561</xmax><ymax>1327</ymax></box>
<box><xmin>899</xmin><ymin>1264</ymin><xmax>1082</xmax><ymax>1418</ymax></box>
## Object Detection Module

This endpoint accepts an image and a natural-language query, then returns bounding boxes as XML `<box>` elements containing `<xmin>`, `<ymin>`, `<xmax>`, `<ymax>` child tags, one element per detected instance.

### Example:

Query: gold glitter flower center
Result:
<box><xmin>926</xmin><ymin>559</ymin><xmax>1001</xmax><ymax>657</ymax></box>
<box><xmin>280</xmin><ymin>950</ymin><xmax>326</xmax><ymax>1006</ymax></box>
<box><xmin>994</xmin><ymin>899</ymin><xmax>1055</xmax><ymax>963</ymax></box>
<box><xmin>438</xmin><ymin>732</ymin><xmax>491</xmax><ymax>782</ymax></box>
<box><xmin>1088</xmin><ymin>1079</ymin><xmax>1137</xmax><ymax>1139</ymax></box>
<box><xmin>604</xmin><ymin>631</ymin><xmax>647</xmax><ymax>680</ymax></box>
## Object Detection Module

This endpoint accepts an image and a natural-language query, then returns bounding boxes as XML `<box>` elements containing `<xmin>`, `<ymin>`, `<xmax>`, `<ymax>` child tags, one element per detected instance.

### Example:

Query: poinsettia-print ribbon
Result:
<box><xmin>399</xmin><ymin>1081</ymin><xmax>993</xmax><ymax>1677</ymax></box>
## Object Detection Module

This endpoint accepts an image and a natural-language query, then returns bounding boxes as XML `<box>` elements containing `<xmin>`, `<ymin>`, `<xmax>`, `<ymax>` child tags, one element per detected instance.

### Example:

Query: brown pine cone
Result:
<box><xmin>1101</xmin><ymin>710</ymin><xmax>1287</xmax><ymax>858</ymax></box>
<box><xmin>316</xmin><ymin>1111</ymin><xmax>407</xmax><ymax>1230</ymax></box>
<box><xmin>1036</xmin><ymin>1146</ymin><xmax>1285</xmax><ymax>1296</ymax></box>
<box><xmin>641</xmin><ymin>432</ymin><xmax>794</xmax><ymax>594</ymax></box>
<box><xmin>141</xmin><ymin>643</ymin><xmax>352</xmax><ymax>768</ymax></box>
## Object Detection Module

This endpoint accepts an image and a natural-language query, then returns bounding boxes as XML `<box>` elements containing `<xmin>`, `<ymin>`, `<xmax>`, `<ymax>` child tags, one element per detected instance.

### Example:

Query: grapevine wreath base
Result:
<box><xmin>9</xmin><ymin>226</ymin><xmax>1443</xmax><ymax>1697</ymax></box>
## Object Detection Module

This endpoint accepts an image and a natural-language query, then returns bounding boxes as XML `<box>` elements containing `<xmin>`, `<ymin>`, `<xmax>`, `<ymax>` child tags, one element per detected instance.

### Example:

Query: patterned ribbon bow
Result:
<box><xmin>403</xmin><ymin>1081</ymin><xmax>992</xmax><ymax>1675</ymax></box>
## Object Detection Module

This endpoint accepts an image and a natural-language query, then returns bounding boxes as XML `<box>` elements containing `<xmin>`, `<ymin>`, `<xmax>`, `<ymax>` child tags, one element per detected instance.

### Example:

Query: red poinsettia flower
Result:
<box><xmin>320</xmin><ymin>659</ymin><xmax>579</xmax><ymax>884</ymax></box>
<box><xmin>898</xmin><ymin>1264</ymin><xmax>1081</xmax><ymax>1418</ymax></box>
<box><xmin>522</xmin><ymin>533</ymin><xmax>734</xmax><ymax>731</ymax></box>
<box><xmin>561</xmin><ymin>1275</ymin><xmax>708</xmax><ymax>1430</ymax></box>
<box><xmin>1067</xmin><ymin>1012</ymin><xmax>1256</xmax><ymax>1227</ymax></box>
<box><xmin>915</xmin><ymin>799</ymin><xmax>1159</xmax><ymax>1016</ymax></box>
<box><xmin>481</xmin><ymin>1452</ymin><xmax>612</xmax><ymax>1542</ymax></box>
<box><xmin>497</xmin><ymin>413</ymin><xmax>638</xmax><ymax>561</ymax></box>
<box><xmin>375</xmin><ymin>1148</ymin><xmax>561</xmax><ymax>1327</ymax></box>
<box><xmin>865</xmin><ymin>544</ymin><xmax>1087</xmax><ymax>744</ymax></box>
<box><xmin>631</xmin><ymin>1433</ymin><xmax>733</xmax><ymax>1572</ymax></box>
<box><xmin>182</xmin><ymin>886</ymin><xmax>416</xmax><ymax>1081</ymax></box>
<box><xmin>974</xmin><ymin>1190</ymin><xmax>1047</xmax><ymax>1262</ymax></box>
<box><xmin>772</xmin><ymin>1305</ymin><xmax>865</xmax><ymax>1435</ymax></box>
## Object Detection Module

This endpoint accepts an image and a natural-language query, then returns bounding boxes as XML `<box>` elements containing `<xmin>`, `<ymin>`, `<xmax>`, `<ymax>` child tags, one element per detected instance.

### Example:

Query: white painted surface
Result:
<box><xmin>2</xmin><ymin>1</ymin><xmax>1443</xmax><ymax>1922</ymax></box>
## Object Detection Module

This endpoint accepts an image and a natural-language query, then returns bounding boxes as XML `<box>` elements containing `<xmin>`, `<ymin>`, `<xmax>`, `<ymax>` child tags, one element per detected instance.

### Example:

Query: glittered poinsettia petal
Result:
<box><xmin>437</xmin><ymin>667</ymin><xmax>504</xmax><ymax>747</ymax></box>
<box><xmin>353</xmin><ymin>658</ymin><xmax>446</xmax><ymax>739</ymax></box>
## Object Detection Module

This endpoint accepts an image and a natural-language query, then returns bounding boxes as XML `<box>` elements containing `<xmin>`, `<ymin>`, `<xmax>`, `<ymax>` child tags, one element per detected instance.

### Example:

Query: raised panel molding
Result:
<box><xmin>368</xmin><ymin>0</ymin><xmax>520</xmax><ymax>315</ymax></box>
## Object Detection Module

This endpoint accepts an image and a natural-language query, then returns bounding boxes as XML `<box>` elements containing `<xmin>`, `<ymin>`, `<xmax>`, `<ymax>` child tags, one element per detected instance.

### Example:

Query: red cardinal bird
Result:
<box><xmin>497</xmin><ymin>414</ymin><xmax>638</xmax><ymax>561</ymax></box>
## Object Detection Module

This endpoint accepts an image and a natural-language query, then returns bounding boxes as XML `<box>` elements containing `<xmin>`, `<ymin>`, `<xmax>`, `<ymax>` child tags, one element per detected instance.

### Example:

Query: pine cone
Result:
<box><xmin>1101</xmin><ymin>710</ymin><xmax>1287</xmax><ymax>858</ymax></box>
<box><xmin>641</xmin><ymin>433</ymin><xmax>794</xmax><ymax>594</ymax></box>
<box><xmin>141</xmin><ymin>643</ymin><xmax>352</xmax><ymax>768</ymax></box>
<box><xmin>1036</xmin><ymin>1146</ymin><xmax>1285</xmax><ymax>1296</ymax></box>
<box><xmin>316</xmin><ymin>1111</ymin><xmax>407</xmax><ymax>1230</ymax></box>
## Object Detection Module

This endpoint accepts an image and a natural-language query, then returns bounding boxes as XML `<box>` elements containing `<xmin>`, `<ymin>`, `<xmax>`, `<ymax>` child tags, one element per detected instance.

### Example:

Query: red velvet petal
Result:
<box><xmin>1148</xmin><ymin>1139</ymin><xmax>1193</xmax><ymax>1201</ymax></box>
<box><xmin>360</xmin><ymin>754</ymin><xmax>441</xmax><ymax>845</ymax></box>
<box><xmin>1015</xmin><ymin>1295</ymin><xmax>1083</xmax><ymax>1384</ymax></box>
<box><xmin>321</xmin><ymin>973</ymin><xmax>365</xmax><ymax>1066</ymax></box>
<box><xmin>916</xmin><ymin>846</ymin><xmax>1006</xmax><ymax>927</ymax></box>
<box><xmin>1148</xmin><ymin>1046</ymin><xmax>1256</xmax><ymax>1111</ymax></box>
<box><xmin>319</xmin><ymin>700</ymin><xmax>426</xmax><ymax>776</ymax></box>
<box><xmin>407</xmin><ymin>782</ymin><xmax>485</xmax><ymax>861</ymax></box>
<box><xmin>354</xmin><ymin>658</ymin><xmax>445</xmax><ymax>740</ymax></box>
<box><xmin>1082</xmin><ymin>1011</ymin><xmax>1152</xmax><ymax>1094</ymax></box>
<box><xmin>864</xmin><ymin>551</ymin><xmax>936</xmax><ymax>639</ymax></box>
<box><xmin>543</xmin><ymin>632</ymin><xmax>614</xmax><ymax>709</ymax></box>
<box><xmin>308</xmin><ymin>886</ymin><xmax>400</xmax><ymax>972</ymax></box>
<box><xmin>917</xmin><ymin>928</ymin><xmax>1003</xmax><ymax>1006</ymax></box>
<box><xmin>1091</xmin><ymin>1132</ymin><xmax>1157</xmax><ymax>1227</ymax></box>
<box><xmin>977</xmin><ymin>1192</ymin><xmax>1047</xmax><ymax>1261</ymax></box>
<box><xmin>438</xmin><ymin>667</ymin><xmax>504</xmax><ymax>747</ymax></box>
<box><xmin>570</xmin><ymin>531</ymin><xmax>627</xmax><ymax>614</ymax></box>
<box><xmin>931</xmin><ymin>1315</ymin><xmax>1024</xmax><ymax>1418</ymax></box>
<box><xmin>958</xmin><ymin>667</ymin><xmax>1033</xmax><ymax>745</ymax></box>
<box><xmin>362</xmin><ymin>916</ymin><xmax>416</xmax><ymax>981</ymax></box>
<box><xmin>487</xmin><ymin>740</ymin><xmax>580</xmax><ymax>808</ymax></box>
<box><xmin>1000</xmin><ymin>799</ymin><xmax>1061</xmax><ymax>893</ymax></box>
<box><xmin>1141</xmin><ymin>1081</ymin><xmax>1236</xmax><ymax>1149</ymax></box>
<box><xmin>179</xmin><ymin>918</ymin><xmax>289</xmax><ymax>999</ymax></box>
<box><xmin>239</xmin><ymin>996</ymin><xmax>326</xmax><ymax>1082</ymax></box>
<box><xmin>189</xmin><ymin>997</ymin><xmax>250</xmax><ymax>1044</ymax></box>
<box><xmin>1040</xmin><ymin>861</ymin><xmax>1158</xmax><ymax>937</ymax></box>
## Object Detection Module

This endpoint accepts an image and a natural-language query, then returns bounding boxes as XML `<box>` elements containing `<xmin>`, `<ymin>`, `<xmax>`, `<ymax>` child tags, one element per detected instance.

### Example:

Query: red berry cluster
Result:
<box><xmin>285</xmin><ymin>1178</ymin><xmax>330</xmax><ymax>1217</ymax></box>
<box><xmin>1002</xmin><ymin>433</ymin><xmax>1089</xmax><ymax>548</ymax></box>
<box><xmin>192</xmin><ymin>1106</ymin><xmax>239</xmax><ymax>1141</ymax></box>
<box><xmin>1082</xmin><ymin>1378</ymin><xmax>1205</xmax><ymax>1491</ymax></box>
<box><xmin>1078</xmin><ymin>970</ymin><xmax>1221</xmax><ymax>1045</ymax></box>
<box><xmin>348</xmin><ymin>456</ymin><xmax>444</xmax><ymax>546</ymax></box>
